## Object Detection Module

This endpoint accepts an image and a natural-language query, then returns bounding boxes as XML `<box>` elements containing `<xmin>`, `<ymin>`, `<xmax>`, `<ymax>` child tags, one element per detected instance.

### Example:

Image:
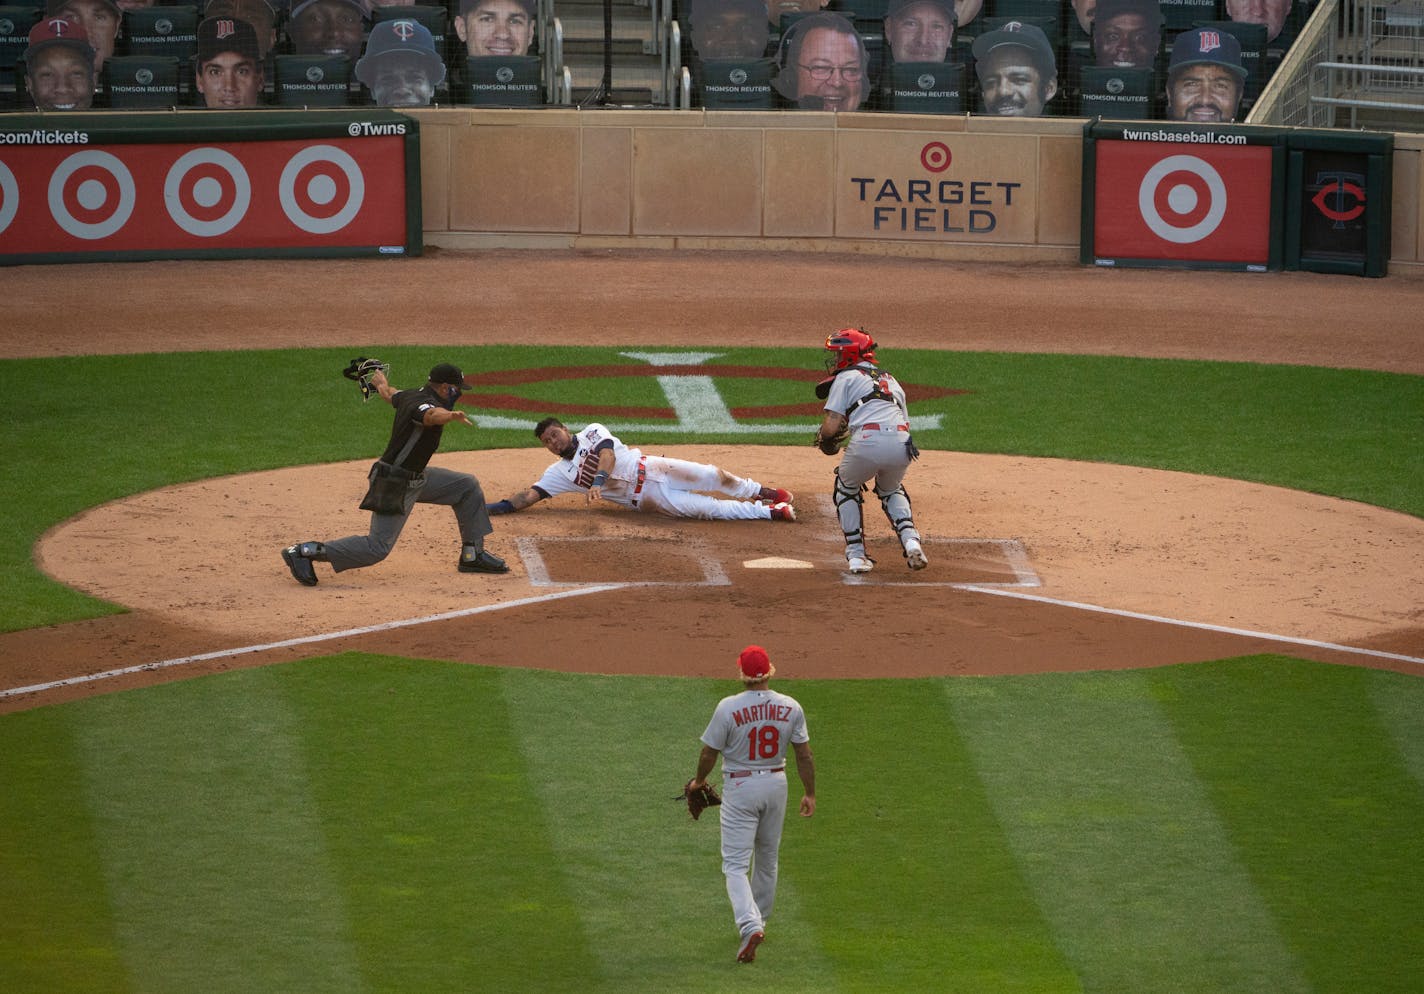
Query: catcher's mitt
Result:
<box><xmin>676</xmin><ymin>779</ymin><xmax>722</xmax><ymax>820</ymax></box>
<box><xmin>342</xmin><ymin>356</ymin><xmax>389</xmax><ymax>402</ymax></box>
<box><xmin>814</xmin><ymin>427</ymin><xmax>848</xmax><ymax>456</ymax></box>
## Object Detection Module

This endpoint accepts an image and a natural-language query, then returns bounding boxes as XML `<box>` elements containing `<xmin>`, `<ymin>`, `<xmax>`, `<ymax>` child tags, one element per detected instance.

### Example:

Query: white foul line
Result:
<box><xmin>955</xmin><ymin>584</ymin><xmax>1424</xmax><ymax>667</ymax></box>
<box><xmin>0</xmin><ymin>585</ymin><xmax>624</xmax><ymax>701</ymax></box>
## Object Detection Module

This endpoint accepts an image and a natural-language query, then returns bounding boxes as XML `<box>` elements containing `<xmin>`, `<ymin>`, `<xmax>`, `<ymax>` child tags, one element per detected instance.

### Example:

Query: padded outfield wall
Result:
<box><xmin>408</xmin><ymin>107</ymin><xmax>1424</xmax><ymax>273</ymax></box>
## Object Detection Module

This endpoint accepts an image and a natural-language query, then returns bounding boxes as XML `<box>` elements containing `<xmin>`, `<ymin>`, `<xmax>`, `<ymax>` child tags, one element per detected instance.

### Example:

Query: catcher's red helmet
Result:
<box><xmin>825</xmin><ymin>328</ymin><xmax>877</xmax><ymax>372</ymax></box>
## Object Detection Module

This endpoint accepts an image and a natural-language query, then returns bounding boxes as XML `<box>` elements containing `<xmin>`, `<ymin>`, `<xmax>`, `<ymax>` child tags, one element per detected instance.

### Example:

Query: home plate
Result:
<box><xmin>743</xmin><ymin>557</ymin><xmax>815</xmax><ymax>569</ymax></box>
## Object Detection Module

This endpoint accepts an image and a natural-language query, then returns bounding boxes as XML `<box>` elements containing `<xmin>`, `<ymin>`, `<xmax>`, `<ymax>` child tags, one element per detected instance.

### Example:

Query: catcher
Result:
<box><xmin>813</xmin><ymin>329</ymin><xmax>928</xmax><ymax>574</ymax></box>
<box><xmin>280</xmin><ymin>359</ymin><xmax>510</xmax><ymax>585</ymax></box>
<box><xmin>686</xmin><ymin>644</ymin><xmax>815</xmax><ymax>964</ymax></box>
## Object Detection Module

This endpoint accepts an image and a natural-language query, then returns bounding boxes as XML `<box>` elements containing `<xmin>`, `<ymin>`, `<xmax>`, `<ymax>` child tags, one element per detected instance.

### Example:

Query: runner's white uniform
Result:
<box><xmin>700</xmin><ymin>687</ymin><xmax>809</xmax><ymax>942</ymax></box>
<box><xmin>532</xmin><ymin>422</ymin><xmax>774</xmax><ymax>520</ymax></box>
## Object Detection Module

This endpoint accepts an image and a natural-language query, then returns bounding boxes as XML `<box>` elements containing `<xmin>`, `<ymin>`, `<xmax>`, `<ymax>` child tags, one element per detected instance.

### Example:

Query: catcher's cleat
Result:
<box><xmin>770</xmin><ymin>502</ymin><xmax>796</xmax><ymax>522</ymax></box>
<box><xmin>904</xmin><ymin>540</ymin><xmax>929</xmax><ymax>571</ymax></box>
<box><xmin>846</xmin><ymin>556</ymin><xmax>874</xmax><ymax>574</ymax></box>
<box><xmin>281</xmin><ymin>545</ymin><xmax>318</xmax><ymax>587</ymax></box>
<box><xmin>459</xmin><ymin>550</ymin><xmax>511</xmax><ymax>574</ymax></box>
<box><xmin>736</xmin><ymin>931</ymin><xmax>764</xmax><ymax>964</ymax></box>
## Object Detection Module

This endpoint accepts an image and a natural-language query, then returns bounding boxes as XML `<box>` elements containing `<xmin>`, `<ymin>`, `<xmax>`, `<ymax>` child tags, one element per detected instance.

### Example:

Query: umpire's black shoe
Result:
<box><xmin>459</xmin><ymin>550</ymin><xmax>510</xmax><ymax>574</ymax></box>
<box><xmin>281</xmin><ymin>544</ymin><xmax>319</xmax><ymax>586</ymax></box>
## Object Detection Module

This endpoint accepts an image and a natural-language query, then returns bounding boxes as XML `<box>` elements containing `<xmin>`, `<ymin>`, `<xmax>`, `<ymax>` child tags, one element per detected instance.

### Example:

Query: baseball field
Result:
<box><xmin>2</xmin><ymin>252</ymin><xmax>1422</xmax><ymax>993</ymax></box>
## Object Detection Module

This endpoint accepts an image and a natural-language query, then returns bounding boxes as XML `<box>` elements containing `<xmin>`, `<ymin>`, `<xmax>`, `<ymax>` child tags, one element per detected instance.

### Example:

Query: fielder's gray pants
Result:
<box><xmin>323</xmin><ymin>466</ymin><xmax>493</xmax><ymax>572</ymax></box>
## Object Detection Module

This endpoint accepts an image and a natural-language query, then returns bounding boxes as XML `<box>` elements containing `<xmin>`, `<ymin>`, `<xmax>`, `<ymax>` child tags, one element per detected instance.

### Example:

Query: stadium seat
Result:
<box><xmin>0</xmin><ymin>4</ymin><xmax>40</xmax><ymax>107</ymax></box>
<box><xmin>986</xmin><ymin>0</ymin><xmax>1064</xmax><ymax>43</ymax></box>
<box><xmin>884</xmin><ymin>60</ymin><xmax>964</xmax><ymax>113</ymax></box>
<box><xmin>1157</xmin><ymin>0</ymin><xmax>1219</xmax><ymax>34</ymax></box>
<box><xmin>695</xmin><ymin>56</ymin><xmax>775</xmax><ymax>109</ymax></box>
<box><xmin>103</xmin><ymin>54</ymin><xmax>181</xmax><ymax>108</ymax></box>
<box><xmin>461</xmin><ymin>53</ymin><xmax>541</xmax><ymax>105</ymax></box>
<box><xmin>273</xmin><ymin>54</ymin><xmax>352</xmax><ymax>106</ymax></box>
<box><xmin>1077</xmin><ymin>65</ymin><xmax>1153</xmax><ymax>118</ymax></box>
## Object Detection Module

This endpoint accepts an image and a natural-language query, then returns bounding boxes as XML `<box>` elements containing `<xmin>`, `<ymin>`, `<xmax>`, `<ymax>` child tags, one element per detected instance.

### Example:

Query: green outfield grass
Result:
<box><xmin>2</xmin><ymin>655</ymin><xmax>1421</xmax><ymax>994</ymax></box>
<box><xmin>0</xmin><ymin>347</ymin><xmax>1420</xmax><ymax>631</ymax></box>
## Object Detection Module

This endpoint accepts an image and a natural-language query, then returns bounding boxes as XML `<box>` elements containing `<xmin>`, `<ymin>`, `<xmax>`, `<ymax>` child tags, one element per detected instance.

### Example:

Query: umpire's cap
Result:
<box><xmin>429</xmin><ymin>362</ymin><xmax>465</xmax><ymax>385</ymax></box>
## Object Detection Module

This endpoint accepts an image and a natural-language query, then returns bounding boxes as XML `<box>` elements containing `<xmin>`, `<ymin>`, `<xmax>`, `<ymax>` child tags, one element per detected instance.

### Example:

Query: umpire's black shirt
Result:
<box><xmin>381</xmin><ymin>387</ymin><xmax>447</xmax><ymax>473</ymax></box>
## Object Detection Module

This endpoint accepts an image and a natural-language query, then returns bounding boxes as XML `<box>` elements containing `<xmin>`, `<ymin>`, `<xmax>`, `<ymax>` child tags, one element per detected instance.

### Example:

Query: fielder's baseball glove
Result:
<box><xmin>814</xmin><ymin>427</ymin><xmax>848</xmax><ymax>456</ymax></box>
<box><xmin>676</xmin><ymin>779</ymin><xmax>722</xmax><ymax>820</ymax></box>
<box><xmin>342</xmin><ymin>356</ymin><xmax>389</xmax><ymax>402</ymax></box>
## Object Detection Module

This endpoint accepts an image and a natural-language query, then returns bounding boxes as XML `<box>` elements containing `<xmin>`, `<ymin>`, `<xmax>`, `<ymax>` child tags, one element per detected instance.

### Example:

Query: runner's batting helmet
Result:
<box><xmin>825</xmin><ymin>328</ymin><xmax>877</xmax><ymax>372</ymax></box>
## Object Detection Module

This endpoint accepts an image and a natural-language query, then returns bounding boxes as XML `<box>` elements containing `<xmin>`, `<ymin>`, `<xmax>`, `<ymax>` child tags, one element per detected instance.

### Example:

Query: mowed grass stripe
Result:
<box><xmin>498</xmin><ymin>668</ymin><xmax>844</xmax><ymax>992</ymax></box>
<box><xmin>0</xmin><ymin>709</ymin><xmax>128</xmax><ymax>994</ymax></box>
<box><xmin>277</xmin><ymin>657</ymin><xmax>594</xmax><ymax>993</ymax></box>
<box><xmin>945</xmin><ymin>669</ymin><xmax>1311</xmax><ymax>994</ymax></box>
<box><xmin>791</xmin><ymin>679</ymin><xmax>1081</xmax><ymax>993</ymax></box>
<box><xmin>1370</xmin><ymin>667</ymin><xmax>1424</xmax><ymax>790</ymax></box>
<box><xmin>74</xmin><ymin>666</ymin><xmax>367</xmax><ymax>994</ymax></box>
<box><xmin>1153</xmin><ymin>657</ymin><xmax>1424</xmax><ymax>994</ymax></box>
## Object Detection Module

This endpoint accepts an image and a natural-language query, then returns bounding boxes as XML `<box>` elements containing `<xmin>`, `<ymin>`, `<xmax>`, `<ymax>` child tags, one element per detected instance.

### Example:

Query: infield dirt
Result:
<box><xmin>3</xmin><ymin>251</ymin><xmax>1422</xmax><ymax>711</ymax></box>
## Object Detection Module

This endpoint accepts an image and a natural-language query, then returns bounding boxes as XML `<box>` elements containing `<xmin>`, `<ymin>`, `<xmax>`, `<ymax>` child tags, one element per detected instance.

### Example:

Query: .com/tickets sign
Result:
<box><xmin>0</xmin><ymin>111</ymin><xmax>421</xmax><ymax>265</ymax></box>
<box><xmin>1081</xmin><ymin>121</ymin><xmax>1285</xmax><ymax>272</ymax></box>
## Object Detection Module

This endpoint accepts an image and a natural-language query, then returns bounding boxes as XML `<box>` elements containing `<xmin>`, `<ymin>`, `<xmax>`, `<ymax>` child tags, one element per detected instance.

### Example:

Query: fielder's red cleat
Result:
<box><xmin>736</xmin><ymin>931</ymin><xmax>764</xmax><ymax>963</ymax></box>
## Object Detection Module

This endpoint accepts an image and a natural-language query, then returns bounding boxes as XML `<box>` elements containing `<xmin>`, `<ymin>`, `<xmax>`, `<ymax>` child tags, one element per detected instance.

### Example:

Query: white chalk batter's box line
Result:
<box><xmin>834</xmin><ymin>537</ymin><xmax>1042</xmax><ymax>589</ymax></box>
<box><xmin>516</xmin><ymin>535</ymin><xmax>732</xmax><ymax>588</ymax></box>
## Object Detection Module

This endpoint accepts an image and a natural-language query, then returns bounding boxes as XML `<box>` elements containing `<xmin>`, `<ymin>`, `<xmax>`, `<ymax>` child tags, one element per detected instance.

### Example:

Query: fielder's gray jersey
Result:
<box><xmin>702</xmin><ymin>688</ymin><xmax>809</xmax><ymax>775</ymax></box>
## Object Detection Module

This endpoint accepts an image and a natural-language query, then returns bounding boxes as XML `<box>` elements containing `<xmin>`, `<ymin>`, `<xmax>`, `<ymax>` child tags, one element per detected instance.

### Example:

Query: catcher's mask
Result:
<box><xmin>824</xmin><ymin>328</ymin><xmax>876</xmax><ymax>373</ymax></box>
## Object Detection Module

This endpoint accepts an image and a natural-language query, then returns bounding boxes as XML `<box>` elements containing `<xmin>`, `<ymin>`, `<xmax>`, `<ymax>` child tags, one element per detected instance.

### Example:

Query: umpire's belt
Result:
<box><xmin>726</xmin><ymin>767</ymin><xmax>784</xmax><ymax>778</ymax></box>
<box><xmin>630</xmin><ymin>457</ymin><xmax>648</xmax><ymax>506</ymax></box>
<box><xmin>861</xmin><ymin>423</ymin><xmax>908</xmax><ymax>432</ymax></box>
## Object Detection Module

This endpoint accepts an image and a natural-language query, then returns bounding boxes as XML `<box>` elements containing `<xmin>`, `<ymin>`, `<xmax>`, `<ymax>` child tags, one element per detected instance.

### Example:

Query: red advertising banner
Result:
<box><xmin>1083</xmin><ymin>123</ymin><xmax>1285</xmax><ymax>271</ymax></box>
<box><xmin>0</xmin><ymin>112</ymin><xmax>419</xmax><ymax>263</ymax></box>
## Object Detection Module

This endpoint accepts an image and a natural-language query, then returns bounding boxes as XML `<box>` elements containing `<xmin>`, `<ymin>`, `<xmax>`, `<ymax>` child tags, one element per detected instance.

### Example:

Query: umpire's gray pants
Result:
<box><xmin>323</xmin><ymin>466</ymin><xmax>493</xmax><ymax>572</ymax></box>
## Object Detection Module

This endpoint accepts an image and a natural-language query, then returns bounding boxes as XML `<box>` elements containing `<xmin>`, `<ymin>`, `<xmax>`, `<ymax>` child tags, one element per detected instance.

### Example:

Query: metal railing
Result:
<box><xmin>1250</xmin><ymin>0</ymin><xmax>1424</xmax><ymax>129</ymax></box>
<box><xmin>1310</xmin><ymin>60</ymin><xmax>1424</xmax><ymax>125</ymax></box>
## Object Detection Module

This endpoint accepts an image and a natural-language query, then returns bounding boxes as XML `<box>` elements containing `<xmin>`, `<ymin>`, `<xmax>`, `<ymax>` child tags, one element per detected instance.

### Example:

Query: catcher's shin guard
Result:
<box><xmin>878</xmin><ymin>485</ymin><xmax>920</xmax><ymax>547</ymax></box>
<box><xmin>833</xmin><ymin>469</ymin><xmax>866</xmax><ymax>556</ymax></box>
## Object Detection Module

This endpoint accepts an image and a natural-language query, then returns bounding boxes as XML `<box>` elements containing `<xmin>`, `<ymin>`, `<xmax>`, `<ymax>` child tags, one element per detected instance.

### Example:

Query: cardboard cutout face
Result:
<box><xmin>791</xmin><ymin>24</ymin><xmax>865</xmax><ymax>111</ymax></box>
<box><xmin>27</xmin><ymin>44</ymin><xmax>95</xmax><ymax>110</ymax></box>
<box><xmin>976</xmin><ymin>45</ymin><xmax>1055</xmax><ymax>116</ymax></box>
<box><xmin>884</xmin><ymin>0</ymin><xmax>954</xmax><ymax>63</ymax></box>
<box><xmin>1167</xmin><ymin>63</ymin><xmax>1243</xmax><ymax>121</ymax></box>
<box><xmin>456</xmin><ymin>0</ymin><xmax>534</xmax><ymax>56</ymax></box>
<box><xmin>196</xmin><ymin>51</ymin><xmax>263</xmax><ymax>107</ymax></box>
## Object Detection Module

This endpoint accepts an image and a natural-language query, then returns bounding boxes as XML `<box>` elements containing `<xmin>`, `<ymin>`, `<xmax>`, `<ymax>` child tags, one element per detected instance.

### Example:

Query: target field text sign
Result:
<box><xmin>1082</xmin><ymin>122</ymin><xmax>1285</xmax><ymax>272</ymax></box>
<box><xmin>0</xmin><ymin>111</ymin><xmax>420</xmax><ymax>265</ymax></box>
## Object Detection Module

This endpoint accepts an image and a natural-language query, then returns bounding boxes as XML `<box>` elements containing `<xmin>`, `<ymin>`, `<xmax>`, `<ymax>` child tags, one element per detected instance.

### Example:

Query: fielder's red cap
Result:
<box><xmin>738</xmin><ymin>644</ymin><xmax>771</xmax><ymax>679</ymax></box>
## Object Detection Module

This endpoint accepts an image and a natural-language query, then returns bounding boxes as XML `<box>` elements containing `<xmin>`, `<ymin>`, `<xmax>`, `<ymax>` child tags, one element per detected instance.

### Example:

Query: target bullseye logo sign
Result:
<box><xmin>1137</xmin><ymin>155</ymin><xmax>1227</xmax><ymax>244</ymax></box>
<box><xmin>0</xmin><ymin>127</ymin><xmax>411</xmax><ymax>259</ymax></box>
<box><xmin>1089</xmin><ymin>130</ymin><xmax>1277</xmax><ymax>267</ymax></box>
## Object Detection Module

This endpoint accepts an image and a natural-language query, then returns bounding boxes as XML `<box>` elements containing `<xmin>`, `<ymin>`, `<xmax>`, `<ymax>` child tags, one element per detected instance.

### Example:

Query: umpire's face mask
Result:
<box><xmin>441</xmin><ymin>384</ymin><xmax>463</xmax><ymax>409</ymax></box>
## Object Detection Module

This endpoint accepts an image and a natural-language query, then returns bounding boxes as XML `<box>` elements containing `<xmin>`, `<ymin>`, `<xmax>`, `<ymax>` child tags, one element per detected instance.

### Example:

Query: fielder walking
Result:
<box><xmin>486</xmin><ymin>417</ymin><xmax>797</xmax><ymax>522</ymax></box>
<box><xmin>688</xmin><ymin>644</ymin><xmax>815</xmax><ymax>964</ymax></box>
<box><xmin>281</xmin><ymin>362</ymin><xmax>510</xmax><ymax>585</ymax></box>
<box><xmin>814</xmin><ymin>329</ymin><xmax>928</xmax><ymax>573</ymax></box>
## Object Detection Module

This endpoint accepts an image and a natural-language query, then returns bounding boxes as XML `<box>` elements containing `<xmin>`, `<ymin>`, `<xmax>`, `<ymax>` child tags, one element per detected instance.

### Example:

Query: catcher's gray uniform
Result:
<box><xmin>823</xmin><ymin>361</ymin><xmax>926</xmax><ymax>572</ymax></box>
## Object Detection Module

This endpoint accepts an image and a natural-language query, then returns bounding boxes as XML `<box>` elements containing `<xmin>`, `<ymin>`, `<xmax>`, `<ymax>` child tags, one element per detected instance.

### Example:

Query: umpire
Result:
<box><xmin>281</xmin><ymin>361</ymin><xmax>510</xmax><ymax>585</ymax></box>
